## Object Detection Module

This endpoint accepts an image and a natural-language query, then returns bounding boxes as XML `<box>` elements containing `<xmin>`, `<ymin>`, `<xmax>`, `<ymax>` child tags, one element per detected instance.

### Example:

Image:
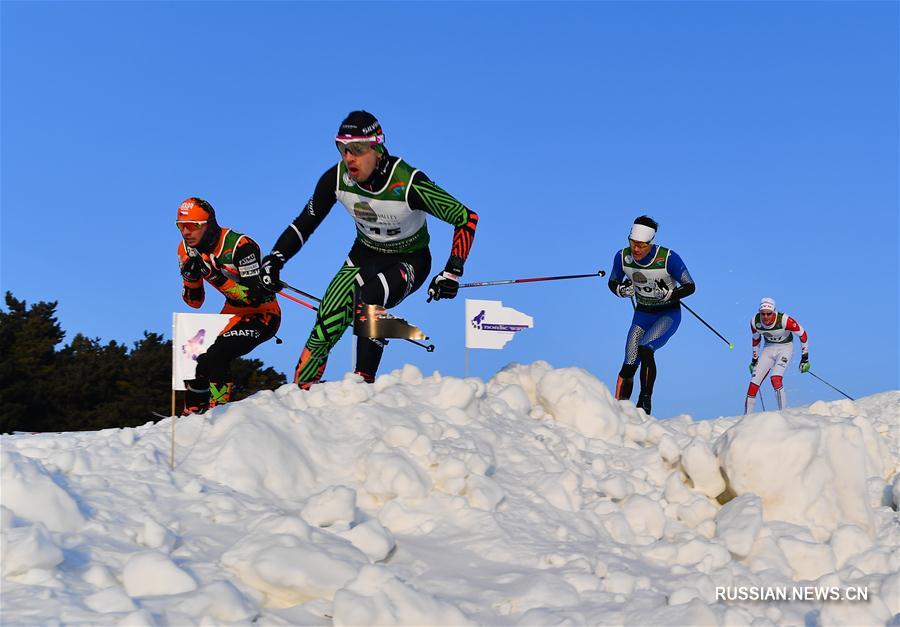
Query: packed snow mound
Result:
<box><xmin>716</xmin><ymin>404</ymin><xmax>894</xmax><ymax>541</ymax></box>
<box><xmin>1</xmin><ymin>362</ymin><xmax>897</xmax><ymax>626</ymax></box>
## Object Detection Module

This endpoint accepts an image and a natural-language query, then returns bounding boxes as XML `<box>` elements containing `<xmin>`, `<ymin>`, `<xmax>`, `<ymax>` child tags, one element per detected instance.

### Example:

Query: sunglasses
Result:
<box><xmin>335</xmin><ymin>133</ymin><xmax>384</xmax><ymax>156</ymax></box>
<box><xmin>176</xmin><ymin>221</ymin><xmax>207</xmax><ymax>232</ymax></box>
<box><xmin>336</xmin><ymin>141</ymin><xmax>374</xmax><ymax>156</ymax></box>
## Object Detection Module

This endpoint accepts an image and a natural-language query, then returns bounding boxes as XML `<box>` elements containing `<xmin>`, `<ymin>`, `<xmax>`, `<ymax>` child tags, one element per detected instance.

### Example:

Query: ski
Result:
<box><xmin>354</xmin><ymin>304</ymin><xmax>429</xmax><ymax>340</ymax></box>
<box><xmin>280</xmin><ymin>281</ymin><xmax>434</xmax><ymax>350</ymax></box>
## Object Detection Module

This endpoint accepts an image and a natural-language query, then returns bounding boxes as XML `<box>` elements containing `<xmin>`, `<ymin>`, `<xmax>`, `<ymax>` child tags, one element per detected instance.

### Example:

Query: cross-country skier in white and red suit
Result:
<box><xmin>744</xmin><ymin>297</ymin><xmax>810</xmax><ymax>413</ymax></box>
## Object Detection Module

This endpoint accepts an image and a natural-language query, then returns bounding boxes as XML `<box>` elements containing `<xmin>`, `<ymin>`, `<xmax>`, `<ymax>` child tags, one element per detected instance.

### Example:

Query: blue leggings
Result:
<box><xmin>615</xmin><ymin>307</ymin><xmax>681</xmax><ymax>412</ymax></box>
<box><xmin>623</xmin><ymin>307</ymin><xmax>681</xmax><ymax>366</ymax></box>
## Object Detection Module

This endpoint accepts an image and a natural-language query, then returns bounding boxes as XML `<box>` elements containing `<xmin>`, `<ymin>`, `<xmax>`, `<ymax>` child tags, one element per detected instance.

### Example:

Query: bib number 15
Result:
<box><xmin>368</xmin><ymin>226</ymin><xmax>401</xmax><ymax>236</ymax></box>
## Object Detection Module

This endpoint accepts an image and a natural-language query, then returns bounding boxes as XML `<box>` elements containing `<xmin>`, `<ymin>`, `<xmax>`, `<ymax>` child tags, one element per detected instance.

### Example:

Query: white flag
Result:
<box><xmin>172</xmin><ymin>312</ymin><xmax>233</xmax><ymax>389</ymax></box>
<box><xmin>465</xmin><ymin>299</ymin><xmax>534</xmax><ymax>350</ymax></box>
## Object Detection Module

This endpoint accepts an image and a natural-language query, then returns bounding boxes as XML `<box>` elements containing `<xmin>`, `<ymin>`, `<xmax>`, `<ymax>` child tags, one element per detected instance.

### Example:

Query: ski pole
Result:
<box><xmin>808</xmin><ymin>371</ymin><xmax>854</xmax><ymax>400</ymax></box>
<box><xmin>459</xmin><ymin>269</ymin><xmax>606</xmax><ymax>289</ymax></box>
<box><xmin>277</xmin><ymin>291</ymin><xmax>317</xmax><ymax>311</ymax></box>
<box><xmin>279</xmin><ymin>281</ymin><xmax>435</xmax><ymax>352</ymax></box>
<box><xmin>281</xmin><ymin>282</ymin><xmax>321</xmax><ymax>304</ymax></box>
<box><xmin>406</xmin><ymin>338</ymin><xmax>435</xmax><ymax>352</ymax></box>
<box><xmin>680</xmin><ymin>302</ymin><xmax>734</xmax><ymax>349</ymax></box>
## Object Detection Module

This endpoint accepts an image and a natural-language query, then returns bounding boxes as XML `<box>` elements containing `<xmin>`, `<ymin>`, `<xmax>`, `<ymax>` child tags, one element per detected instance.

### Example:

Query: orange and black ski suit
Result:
<box><xmin>178</xmin><ymin>226</ymin><xmax>280</xmax><ymax>409</ymax></box>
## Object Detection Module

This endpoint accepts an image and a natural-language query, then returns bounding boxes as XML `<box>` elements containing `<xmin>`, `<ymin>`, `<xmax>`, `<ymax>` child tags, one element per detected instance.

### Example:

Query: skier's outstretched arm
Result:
<box><xmin>261</xmin><ymin>166</ymin><xmax>339</xmax><ymax>291</ymax></box>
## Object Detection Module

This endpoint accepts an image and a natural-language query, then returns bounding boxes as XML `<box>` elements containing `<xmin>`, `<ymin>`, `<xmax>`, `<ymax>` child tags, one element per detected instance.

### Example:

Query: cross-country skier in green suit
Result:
<box><xmin>260</xmin><ymin>111</ymin><xmax>478</xmax><ymax>388</ymax></box>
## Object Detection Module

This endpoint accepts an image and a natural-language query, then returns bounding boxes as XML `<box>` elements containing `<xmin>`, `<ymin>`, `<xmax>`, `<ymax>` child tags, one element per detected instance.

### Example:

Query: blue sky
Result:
<box><xmin>2</xmin><ymin>1</ymin><xmax>897</xmax><ymax>420</ymax></box>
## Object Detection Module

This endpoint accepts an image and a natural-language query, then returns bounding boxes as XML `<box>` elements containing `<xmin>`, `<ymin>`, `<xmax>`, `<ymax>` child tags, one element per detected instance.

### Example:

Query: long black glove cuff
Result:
<box><xmin>444</xmin><ymin>255</ymin><xmax>464</xmax><ymax>277</ymax></box>
<box><xmin>671</xmin><ymin>283</ymin><xmax>696</xmax><ymax>301</ymax></box>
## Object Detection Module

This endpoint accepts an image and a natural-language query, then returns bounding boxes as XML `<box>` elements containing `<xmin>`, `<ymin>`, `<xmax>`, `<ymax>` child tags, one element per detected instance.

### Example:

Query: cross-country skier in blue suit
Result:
<box><xmin>607</xmin><ymin>215</ymin><xmax>695</xmax><ymax>415</ymax></box>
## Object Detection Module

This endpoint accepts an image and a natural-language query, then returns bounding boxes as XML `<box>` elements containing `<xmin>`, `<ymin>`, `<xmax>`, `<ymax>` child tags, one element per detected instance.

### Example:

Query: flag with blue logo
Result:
<box><xmin>465</xmin><ymin>299</ymin><xmax>534</xmax><ymax>350</ymax></box>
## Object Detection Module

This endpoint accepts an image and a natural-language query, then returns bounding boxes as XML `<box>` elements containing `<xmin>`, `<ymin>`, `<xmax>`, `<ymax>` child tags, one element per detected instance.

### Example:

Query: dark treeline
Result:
<box><xmin>0</xmin><ymin>292</ymin><xmax>286</xmax><ymax>434</ymax></box>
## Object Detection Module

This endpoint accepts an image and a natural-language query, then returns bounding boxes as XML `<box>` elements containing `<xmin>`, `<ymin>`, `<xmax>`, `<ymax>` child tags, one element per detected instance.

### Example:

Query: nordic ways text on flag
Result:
<box><xmin>465</xmin><ymin>299</ymin><xmax>534</xmax><ymax>350</ymax></box>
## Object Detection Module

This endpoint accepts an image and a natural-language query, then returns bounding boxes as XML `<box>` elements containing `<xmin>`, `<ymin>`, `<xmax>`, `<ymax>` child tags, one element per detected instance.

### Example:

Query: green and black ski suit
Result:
<box><xmin>269</xmin><ymin>154</ymin><xmax>478</xmax><ymax>382</ymax></box>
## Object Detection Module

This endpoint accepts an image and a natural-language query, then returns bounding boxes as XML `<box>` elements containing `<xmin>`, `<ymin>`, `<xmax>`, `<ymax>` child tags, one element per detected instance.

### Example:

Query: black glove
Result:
<box><xmin>799</xmin><ymin>353</ymin><xmax>810</xmax><ymax>373</ymax></box>
<box><xmin>616</xmin><ymin>281</ymin><xmax>634</xmax><ymax>298</ymax></box>
<box><xmin>260</xmin><ymin>252</ymin><xmax>285</xmax><ymax>293</ymax></box>
<box><xmin>244</xmin><ymin>281</ymin><xmax>266</xmax><ymax>307</ymax></box>
<box><xmin>427</xmin><ymin>271</ymin><xmax>460</xmax><ymax>301</ymax></box>
<box><xmin>181</xmin><ymin>256</ymin><xmax>203</xmax><ymax>282</ymax></box>
<box><xmin>200</xmin><ymin>254</ymin><xmax>226</xmax><ymax>287</ymax></box>
<box><xmin>749</xmin><ymin>358</ymin><xmax>758</xmax><ymax>374</ymax></box>
<box><xmin>428</xmin><ymin>257</ymin><xmax>463</xmax><ymax>302</ymax></box>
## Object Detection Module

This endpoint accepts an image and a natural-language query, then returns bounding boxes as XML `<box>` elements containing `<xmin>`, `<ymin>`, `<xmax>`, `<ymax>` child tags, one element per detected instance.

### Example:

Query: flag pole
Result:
<box><xmin>170</xmin><ymin>391</ymin><xmax>175</xmax><ymax>470</ymax></box>
<box><xmin>463</xmin><ymin>301</ymin><xmax>468</xmax><ymax>377</ymax></box>
<box><xmin>171</xmin><ymin>313</ymin><xmax>176</xmax><ymax>470</ymax></box>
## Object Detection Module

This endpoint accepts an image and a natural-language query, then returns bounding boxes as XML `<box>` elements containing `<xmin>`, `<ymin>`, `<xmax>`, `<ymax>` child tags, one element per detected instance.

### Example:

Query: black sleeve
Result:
<box><xmin>270</xmin><ymin>165</ymin><xmax>339</xmax><ymax>262</ymax></box>
<box><xmin>233</xmin><ymin>236</ymin><xmax>267</xmax><ymax>305</ymax></box>
<box><xmin>233</xmin><ymin>236</ymin><xmax>262</xmax><ymax>281</ymax></box>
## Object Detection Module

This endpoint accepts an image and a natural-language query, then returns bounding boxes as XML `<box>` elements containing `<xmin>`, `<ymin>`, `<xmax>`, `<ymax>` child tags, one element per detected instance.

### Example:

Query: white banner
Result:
<box><xmin>465</xmin><ymin>299</ymin><xmax>534</xmax><ymax>350</ymax></box>
<box><xmin>171</xmin><ymin>312</ymin><xmax>232</xmax><ymax>389</ymax></box>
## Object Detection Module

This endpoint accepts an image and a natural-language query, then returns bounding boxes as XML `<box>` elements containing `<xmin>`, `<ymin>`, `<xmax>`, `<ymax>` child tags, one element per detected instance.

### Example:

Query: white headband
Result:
<box><xmin>629</xmin><ymin>223</ymin><xmax>656</xmax><ymax>243</ymax></box>
<box><xmin>759</xmin><ymin>297</ymin><xmax>776</xmax><ymax>312</ymax></box>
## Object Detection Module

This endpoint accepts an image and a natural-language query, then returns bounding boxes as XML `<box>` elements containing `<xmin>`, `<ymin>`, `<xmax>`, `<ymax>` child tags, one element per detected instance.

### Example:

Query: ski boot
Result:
<box><xmin>182</xmin><ymin>379</ymin><xmax>210</xmax><ymax>416</ymax></box>
<box><xmin>209</xmin><ymin>381</ymin><xmax>233</xmax><ymax>408</ymax></box>
<box><xmin>354</xmin><ymin>371</ymin><xmax>376</xmax><ymax>384</ymax></box>
<box><xmin>636</xmin><ymin>392</ymin><xmax>652</xmax><ymax>416</ymax></box>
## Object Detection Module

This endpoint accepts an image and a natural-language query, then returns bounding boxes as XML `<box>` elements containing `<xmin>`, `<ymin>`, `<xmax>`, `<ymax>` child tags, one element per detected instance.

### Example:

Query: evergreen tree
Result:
<box><xmin>121</xmin><ymin>332</ymin><xmax>175</xmax><ymax>423</ymax></box>
<box><xmin>55</xmin><ymin>334</ymin><xmax>128</xmax><ymax>431</ymax></box>
<box><xmin>1</xmin><ymin>293</ymin><xmax>289</xmax><ymax>433</ymax></box>
<box><xmin>231</xmin><ymin>357</ymin><xmax>287</xmax><ymax>401</ymax></box>
<box><xmin>0</xmin><ymin>292</ymin><xmax>65</xmax><ymax>433</ymax></box>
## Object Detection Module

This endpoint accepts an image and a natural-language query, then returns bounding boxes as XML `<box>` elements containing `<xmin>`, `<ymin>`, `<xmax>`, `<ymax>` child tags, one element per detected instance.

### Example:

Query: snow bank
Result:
<box><xmin>1</xmin><ymin>363</ymin><xmax>897</xmax><ymax>626</ymax></box>
<box><xmin>332</xmin><ymin>565</ymin><xmax>473</xmax><ymax>626</ymax></box>
<box><xmin>0</xmin><ymin>450</ymin><xmax>86</xmax><ymax>532</ymax></box>
<box><xmin>715</xmin><ymin>410</ymin><xmax>884</xmax><ymax>539</ymax></box>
